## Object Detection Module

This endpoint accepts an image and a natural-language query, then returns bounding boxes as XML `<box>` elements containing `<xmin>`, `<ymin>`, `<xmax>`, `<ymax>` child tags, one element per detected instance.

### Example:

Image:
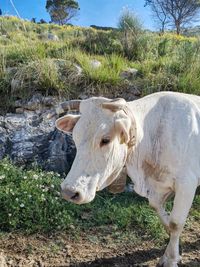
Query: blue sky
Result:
<box><xmin>1</xmin><ymin>0</ymin><xmax>154</xmax><ymax>29</ymax></box>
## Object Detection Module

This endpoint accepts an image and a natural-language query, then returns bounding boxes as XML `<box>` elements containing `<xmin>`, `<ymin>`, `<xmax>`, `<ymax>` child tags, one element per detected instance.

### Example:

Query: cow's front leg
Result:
<box><xmin>157</xmin><ymin>177</ymin><xmax>197</xmax><ymax>267</ymax></box>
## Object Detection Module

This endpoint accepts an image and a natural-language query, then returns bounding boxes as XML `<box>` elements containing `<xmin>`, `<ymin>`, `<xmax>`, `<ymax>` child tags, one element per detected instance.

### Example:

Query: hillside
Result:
<box><xmin>1</xmin><ymin>16</ymin><xmax>200</xmax><ymax>114</ymax></box>
<box><xmin>0</xmin><ymin>16</ymin><xmax>200</xmax><ymax>267</ymax></box>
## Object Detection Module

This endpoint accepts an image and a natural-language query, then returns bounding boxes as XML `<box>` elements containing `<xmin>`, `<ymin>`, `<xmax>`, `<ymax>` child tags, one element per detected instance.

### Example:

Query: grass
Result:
<box><xmin>0</xmin><ymin>158</ymin><xmax>199</xmax><ymax>241</ymax></box>
<box><xmin>1</xmin><ymin>16</ymin><xmax>200</xmax><ymax>113</ymax></box>
<box><xmin>0</xmin><ymin>16</ymin><xmax>200</xmax><ymax>238</ymax></box>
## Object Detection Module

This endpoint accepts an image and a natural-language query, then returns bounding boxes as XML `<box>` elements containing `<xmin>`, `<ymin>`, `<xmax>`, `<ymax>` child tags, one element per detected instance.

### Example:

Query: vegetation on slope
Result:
<box><xmin>1</xmin><ymin>16</ymin><xmax>200</xmax><ymax>113</ymax></box>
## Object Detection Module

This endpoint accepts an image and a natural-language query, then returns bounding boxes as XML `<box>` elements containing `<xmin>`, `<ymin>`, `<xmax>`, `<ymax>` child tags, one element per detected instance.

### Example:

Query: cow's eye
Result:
<box><xmin>100</xmin><ymin>137</ymin><xmax>110</xmax><ymax>147</ymax></box>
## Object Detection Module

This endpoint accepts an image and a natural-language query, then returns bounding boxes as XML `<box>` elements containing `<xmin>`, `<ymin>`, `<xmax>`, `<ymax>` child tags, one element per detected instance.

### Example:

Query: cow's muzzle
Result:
<box><xmin>61</xmin><ymin>188</ymin><xmax>82</xmax><ymax>203</ymax></box>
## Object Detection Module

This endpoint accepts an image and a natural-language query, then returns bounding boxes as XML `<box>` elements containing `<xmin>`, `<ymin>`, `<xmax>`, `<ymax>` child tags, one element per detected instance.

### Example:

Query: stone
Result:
<box><xmin>90</xmin><ymin>59</ymin><xmax>101</xmax><ymax>69</ymax></box>
<box><xmin>74</xmin><ymin>64</ymin><xmax>83</xmax><ymax>75</ymax></box>
<box><xmin>15</xmin><ymin>93</ymin><xmax>59</xmax><ymax>111</ymax></box>
<box><xmin>15</xmin><ymin>108</ymin><xmax>24</xmax><ymax>114</ymax></box>
<box><xmin>6</xmin><ymin>67</ymin><xmax>18</xmax><ymax>76</ymax></box>
<box><xmin>0</xmin><ymin>253</ymin><xmax>8</xmax><ymax>267</ymax></box>
<box><xmin>0</xmin><ymin>96</ymin><xmax>76</xmax><ymax>174</ymax></box>
<box><xmin>11</xmin><ymin>78</ymin><xmax>21</xmax><ymax>92</ymax></box>
<box><xmin>120</xmin><ymin>68</ymin><xmax>139</xmax><ymax>80</ymax></box>
<box><xmin>78</xmin><ymin>93</ymin><xmax>88</xmax><ymax>100</ymax></box>
<box><xmin>47</xmin><ymin>33</ymin><xmax>59</xmax><ymax>41</ymax></box>
<box><xmin>0</xmin><ymin>127</ymin><xmax>7</xmax><ymax>160</ymax></box>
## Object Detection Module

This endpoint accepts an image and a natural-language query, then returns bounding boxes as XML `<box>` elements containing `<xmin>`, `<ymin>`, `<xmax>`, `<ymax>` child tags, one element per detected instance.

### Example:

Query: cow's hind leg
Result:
<box><xmin>157</xmin><ymin>177</ymin><xmax>197</xmax><ymax>267</ymax></box>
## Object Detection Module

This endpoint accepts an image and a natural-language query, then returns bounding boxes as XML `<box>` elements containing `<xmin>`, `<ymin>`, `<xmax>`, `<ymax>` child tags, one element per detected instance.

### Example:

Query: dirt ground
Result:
<box><xmin>0</xmin><ymin>221</ymin><xmax>199</xmax><ymax>267</ymax></box>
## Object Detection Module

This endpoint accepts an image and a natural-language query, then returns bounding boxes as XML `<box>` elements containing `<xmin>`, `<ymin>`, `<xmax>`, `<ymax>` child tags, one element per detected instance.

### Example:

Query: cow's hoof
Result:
<box><xmin>157</xmin><ymin>255</ymin><xmax>179</xmax><ymax>267</ymax></box>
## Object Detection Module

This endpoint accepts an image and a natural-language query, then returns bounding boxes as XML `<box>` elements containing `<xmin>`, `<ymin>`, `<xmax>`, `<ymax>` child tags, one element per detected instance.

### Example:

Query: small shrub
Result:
<box><xmin>10</xmin><ymin>59</ymin><xmax>72</xmax><ymax>97</ymax></box>
<box><xmin>118</xmin><ymin>8</ymin><xmax>143</xmax><ymax>59</ymax></box>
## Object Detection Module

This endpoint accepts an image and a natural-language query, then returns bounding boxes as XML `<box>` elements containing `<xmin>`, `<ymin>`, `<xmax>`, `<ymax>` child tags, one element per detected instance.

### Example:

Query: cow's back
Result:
<box><xmin>127</xmin><ymin>92</ymin><xmax>200</xmax><ymax>196</ymax></box>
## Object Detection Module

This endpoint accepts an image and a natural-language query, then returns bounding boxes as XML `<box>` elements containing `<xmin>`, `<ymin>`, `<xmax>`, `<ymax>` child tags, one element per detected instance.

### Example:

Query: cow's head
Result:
<box><xmin>55</xmin><ymin>97</ymin><xmax>136</xmax><ymax>204</ymax></box>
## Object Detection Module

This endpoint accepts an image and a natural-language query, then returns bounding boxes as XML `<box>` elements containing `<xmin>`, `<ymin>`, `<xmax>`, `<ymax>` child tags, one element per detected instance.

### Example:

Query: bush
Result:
<box><xmin>118</xmin><ymin>8</ymin><xmax>143</xmax><ymax>59</ymax></box>
<box><xmin>73</xmin><ymin>28</ymin><xmax>123</xmax><ymax>55</ymax></box>
<box><xmin>10</xmin><ymin>58</ymin><xmax>74</xmax><ymax>97</ymax></box>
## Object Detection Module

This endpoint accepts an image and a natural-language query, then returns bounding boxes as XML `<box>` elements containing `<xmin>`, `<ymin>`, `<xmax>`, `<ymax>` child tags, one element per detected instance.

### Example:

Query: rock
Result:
<box><xmin>125</xmin><ymin>183</ymin><xmax>134</xmax><ymax>192</ymax></box>
<box><xmin>4</xmin><ymin>114</ymin><xmax>26</xmax><ymax>131</ymax></box>
<box><xmin>90</xmin><ymin>59</ymin><xmax>101</xmax><ymax>69</ymax></box>
<box><xmin>0</xmin><ymin>127</ymin><xmax>7</xmax><ymax>160</ymax></box>
<box><xmin>74</xmin><ymin>64</ymin><xmax>83</xmax><ymax>76</ymax></box>
<box><xmin>38</xmin><ymin>33</ymin><xmax>59</xmax><ymax>41</ymax></box>
<box><xmin>6</xmin><ymin>67</ymin><xmax>18</xmax><ymax>76</ymax></box>
<box><xmin>15</xmin><ymin>108</ymin><xmax>24</xmax><ymax>114</ymax></box>
<box><xmin>120</xmin><ymin>68</ymin><xmax>139</xmax><ymax>80</ymax></box>
<box><xmin>15</xmin><ymin>93</ymin><xmax>58</xmax><ymax>112</ymax></box>
<box><xmin>0</xmin><ymin>96</ymin><xmax>76</xmax><ymax>174</ymax></box>
<box><xmin>78</xmin><ymin>93</ymin><xmax>88</xmax><ymax>100</ymax></box>
<box><xmin>47</xmin><ymin>33</ymin><xmax>59</xmax><ymax>41</ymax></box>
<box><xmin>11</xmin><ymin>78</ymin><xmax>21</xmax><ymax>92</ymax></box>
<box><xmin>0</xmin><ymin>253</ymin><xmax>8</xmax><ymax>267</ymax></box>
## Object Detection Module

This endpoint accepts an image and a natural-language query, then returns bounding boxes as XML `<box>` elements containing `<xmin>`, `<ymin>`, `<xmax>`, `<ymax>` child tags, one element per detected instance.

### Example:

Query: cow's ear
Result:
<box><xmin>115</xmin><ymin>118</ymin><xmax>131</xmax><ymax>145</ymax></box>
<box><xmin>56</xmin><ymin>115</ymin><xmax>80</xmax><ymax>133</ymax></box>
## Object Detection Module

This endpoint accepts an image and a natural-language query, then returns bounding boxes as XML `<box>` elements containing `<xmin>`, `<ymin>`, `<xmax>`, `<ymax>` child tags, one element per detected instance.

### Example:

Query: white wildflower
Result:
<box><xmin>0</xmin><ymin>175</ymin><xmax>5</xmax><ymax>180</ymax></box>
<box><xmin>20</xmin><ymin>203</ymin><xmax>25</xmax><ymax>208</ymax></box>
<box><xmin>33</xmin><ymin>174</ymin><xmax>39</xmax><ymax>180</ymax></box>
<box><xmin>42</xmin><ymin>188</ymin><xmax>48</xmax><ymax>192</ymax></box>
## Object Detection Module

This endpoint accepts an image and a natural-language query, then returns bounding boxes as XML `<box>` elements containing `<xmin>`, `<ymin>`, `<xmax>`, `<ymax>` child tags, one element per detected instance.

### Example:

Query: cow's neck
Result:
<box><xmin>122</xmin><ymin>104</ymin><xmax>137</xmax><ymax>162</ymax></box>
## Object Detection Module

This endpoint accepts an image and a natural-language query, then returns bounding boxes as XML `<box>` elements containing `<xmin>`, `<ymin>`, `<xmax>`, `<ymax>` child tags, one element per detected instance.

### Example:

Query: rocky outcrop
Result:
<box><xmin>0</xmin><ymin>94</ymin><xmax>76</xmax><ymax>174</ymax></box>
<box><xmin>0</xmin><ymin>87</ymin><xmax>141</xmax><ymax>176</ymax></box>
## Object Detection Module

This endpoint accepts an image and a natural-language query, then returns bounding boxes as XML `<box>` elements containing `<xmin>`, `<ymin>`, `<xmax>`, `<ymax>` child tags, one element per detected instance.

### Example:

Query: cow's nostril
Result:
<box><xmin>61</xmin><ymin>188</ymin><xmax>81</xmax><ymax>202</ymax></box>
<box><xmin>71</xmin><ymin>192</ymin><xmax>80</xmax><ymax>200</ymax></box>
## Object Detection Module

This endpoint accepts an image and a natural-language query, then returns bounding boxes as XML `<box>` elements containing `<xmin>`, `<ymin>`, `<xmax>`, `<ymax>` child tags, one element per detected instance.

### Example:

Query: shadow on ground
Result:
<box><xmin>71</xmin><ymin>238</ymin><xmax>200</xmax><ymax>267</ymax></box>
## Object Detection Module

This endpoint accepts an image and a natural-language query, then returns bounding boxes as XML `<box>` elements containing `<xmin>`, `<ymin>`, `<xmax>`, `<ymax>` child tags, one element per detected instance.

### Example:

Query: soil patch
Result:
<box><xmin>0</xmin><ymin>221</ymin><xmax>199</xmax><ymax>267</ymax></box>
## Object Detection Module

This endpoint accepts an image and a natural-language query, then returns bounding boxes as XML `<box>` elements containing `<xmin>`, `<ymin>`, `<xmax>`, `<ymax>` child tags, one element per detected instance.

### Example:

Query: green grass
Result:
<box><xmin>1</xmin><ymin>16</ymin><xmax>200</xmax><ymax>111</ymax></box>
<box><xmin>0</xmin><ymin>16</ymin><xmax>200</xmax><ymax>242</ymax></box>
<box><xmin>0</xmin><ymin>159</ymin><xmax>199</xmax><ymax>241</ymax></box>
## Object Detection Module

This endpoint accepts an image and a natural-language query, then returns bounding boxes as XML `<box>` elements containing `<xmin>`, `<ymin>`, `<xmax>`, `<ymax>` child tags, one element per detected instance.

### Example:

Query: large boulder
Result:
<box><xmin>0</xmin><ymin>94</ymin><xmax>76</xmax><ymax>174</ymax></box>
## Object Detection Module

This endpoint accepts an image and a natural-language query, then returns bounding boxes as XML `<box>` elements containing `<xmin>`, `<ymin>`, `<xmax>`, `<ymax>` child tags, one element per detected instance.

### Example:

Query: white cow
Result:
<box><xmin>55</xmin><ymin>92</ymin><xmax>200</xmax><ymax>267</ymax></box>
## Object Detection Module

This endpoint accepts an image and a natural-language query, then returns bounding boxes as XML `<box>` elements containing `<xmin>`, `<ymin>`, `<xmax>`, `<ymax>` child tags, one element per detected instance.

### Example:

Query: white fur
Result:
<box><xmin>58</xmin><ymin>92</ymin><xmax>200</xmax><ymax>267</ymax></box>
